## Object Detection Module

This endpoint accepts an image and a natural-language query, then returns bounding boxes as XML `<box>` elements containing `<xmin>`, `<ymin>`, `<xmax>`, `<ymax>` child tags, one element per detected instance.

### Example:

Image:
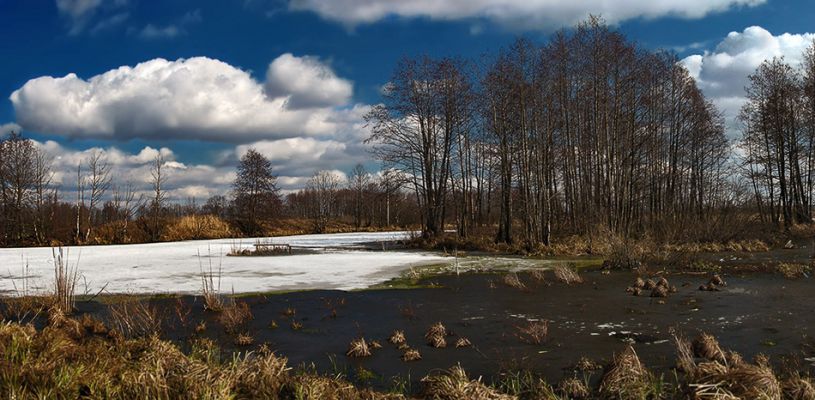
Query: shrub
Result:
<box><xmin>162</xmin><ymin>214</ymin><xmax>232</xmax><ymax>241</ymax></box>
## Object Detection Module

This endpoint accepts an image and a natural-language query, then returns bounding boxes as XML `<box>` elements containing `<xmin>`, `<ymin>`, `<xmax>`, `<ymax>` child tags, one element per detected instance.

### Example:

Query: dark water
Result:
<box><xmin>67</xmin><ymin>269</ymin><xmax>815</xmax><ymax>389</ymax></box>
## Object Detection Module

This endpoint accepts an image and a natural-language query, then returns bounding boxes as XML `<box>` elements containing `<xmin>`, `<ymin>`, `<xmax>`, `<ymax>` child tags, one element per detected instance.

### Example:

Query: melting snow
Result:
<box><xmin>0</xmin><ymin>231</ymin><xmax>448</xmax><ymax>295</ymax></box>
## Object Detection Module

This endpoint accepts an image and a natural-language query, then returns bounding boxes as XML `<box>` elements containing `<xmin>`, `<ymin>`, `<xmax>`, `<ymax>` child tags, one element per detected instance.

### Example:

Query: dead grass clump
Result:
<box><xmin>710</xmin><ymin>273</ymin><xmax>727</xmax><ymax>287</ymax></box>
<box><xmin>672</xmin><ymin>332</ymin><xmax>696</xmax><ymax>373</ymax></box>
<box><xmin>199</xmin><ymin>250</ymin><xmax>224</xmax><ymax>312</ymax></box>
<box><xmin>426</xmin><ymin>322</ymin><xmax>448</xmax><ymax>347</ymax></box>
<box><xmin>421</xmin><ymin>364</ymin><xmax>514</xmax><ymax>400</ymax></box>
<box><xmin>553</xmin><ymin>265</ymin><xmax>583</xmax><ymax>285</ymax></box>
<box><xmin>650</xmin><ymin>285</ymin><xmax>668</xmax><ymax>298</ymax></box>
<box><xmin>690</xmin><ymin>359</ymin><xmax>782</xmax><ymax>399</ymax></box>
<box><xmin>634</xmin><ymin>277</ymin><xmax>646</xmax><ymax>288</ymax></box>
<box><xmin>401</xmin><ymin>348</ymin><xmax>422</xmax><ymax>362</ymax></box>
<box><xmin>657</xmin><ymin>277</ymin><xmax>669</xmax><ymax>288</ymax></box>
<box><xmin>370</xmin><ymin>340</ymin><xmax>383</xmax><ymax>349</ymax></box>
<box><xmin>51</xmin><ymin>247</ymin><xmax>80</xmax><ymax>315</ymax></box>
<box><xmin>290</xmin><ymin>321</ymin><xmax>303</xmax><ymax>330</ymax></box>
<box><xmin>347</xmin><ymin>337</ymin><xmax>372</xmax><ymax>357</ymax></box>
<box><xmin>529</xmin><ymin>269</ymin><xmax>547</xmax><ymax>283</ymax></box>
<box><xmin>599</xmin><ymin>346</ymin><xmax>654</xmax><ymax>398</ymax></box>
<box><xmin>454</xmin><ymin>337</ymin><xmax>472</xmax><ymax>348</ymax></box>
<box><xmin>502</xmin><ymin>272</ymin><xmax>526</xmax><ymax>290</ymax></box>
<box><xmin>218</xmin><ymin>301</ymin><xmax>253</xmax><ymax>334</ymax></box>
<box><xmin>692</xmin><ymin>333</ymin><xmax>727</xmax><ymax>364</ymax></box>
<box><xmin>777</xmin><ymin>263</ymin><xmax>812</xmax><ymax>279</ymax></box>
<box><xmin>575</xmin><ymin>357</ymin><xmax>601</xmax><ymax>372</ymax></box>
<box><xmin>234</xmin><ymin>333</ymin><xmax>254</xmax><ymax>346</ymax></box>
<box><xmin>389</xmin><ymin>330</ymin><xmax>407</xmax><ymax>346</ymax></box>
<box><xmin>783</xmin><ymin>375</ymin><xmax>815</xmax><ymax>399</ymax></box>
<box><xmin>558</xmin><ymin>377</ymin><xmax>590</xmax><ymax>399</ymax></box>
<box><xmin>516</xmin><ymin>320</ymin><xmax>549</xmax><ymax>345</ymax></box>
<box><xmin>643</xmin><ymin>278</ymin><xmax>657</xmax><ymax>290</ymax></box>
<box><xmin>108</xmin><ymin>300</ymin><xmax>163</xmax><ymax>339</ymax></box>
<box><xmin>626</xmin><ymin>286</ymin><xmax>642</xmax><ymax>296</ymax></box>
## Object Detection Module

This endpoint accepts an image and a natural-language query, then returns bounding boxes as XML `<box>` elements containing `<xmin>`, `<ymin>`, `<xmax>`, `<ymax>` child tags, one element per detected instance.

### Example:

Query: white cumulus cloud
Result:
<box><xmin>265</xmin><ymin>53</ymin><xmax>353</xmax><ymax>109</ymax></box>
<box><xmin>680</xmin><ymin>26</ymin><xmax>815</xmax><ymax>137</ymax></box>
<box><xmin>10</xmin><ymin>55</ymin><xmax>369</xmax><ymax>143</ymax></box>
<box><xmin>289</xmin><ymin>0</ymin><xmax>764</xmax><ymax>29</ymax></box>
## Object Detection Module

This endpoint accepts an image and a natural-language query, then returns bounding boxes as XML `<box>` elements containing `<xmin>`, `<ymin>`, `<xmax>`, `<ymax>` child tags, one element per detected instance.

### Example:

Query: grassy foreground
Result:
<box><xmin>1</xmin><ymin>305</ymin><xmax>814</xmax><ymax>399</ymax></box>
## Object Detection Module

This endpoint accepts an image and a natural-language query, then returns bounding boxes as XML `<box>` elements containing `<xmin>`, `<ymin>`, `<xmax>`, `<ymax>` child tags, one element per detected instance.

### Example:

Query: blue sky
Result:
<box><xmin>1</xmin><ymin>0</ymin><xmax>814</xmax><ymax>199</ymax></box>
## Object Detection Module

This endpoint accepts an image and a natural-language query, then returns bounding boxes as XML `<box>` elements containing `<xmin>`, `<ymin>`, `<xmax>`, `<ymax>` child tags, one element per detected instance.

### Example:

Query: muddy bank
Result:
<box><xmin>50</xmin><ymin>268</ymin><xmax>813</xmax><ymax>390</ymax></box>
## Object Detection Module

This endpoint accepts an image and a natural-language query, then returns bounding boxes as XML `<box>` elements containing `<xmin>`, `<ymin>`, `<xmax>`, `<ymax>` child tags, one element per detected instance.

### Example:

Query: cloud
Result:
<box><xmin>10</xmin><ymin>55</ymin><xmax>370</xmax><ymax>143</ymax></box>
<box><xmin>138</xmin><ymin>24</ymin><xmax>182</xmax><ymax>39</ymax></box>
<box><xmin>0</xmin><ymin>122</ymin><xmax>22</xmax><ymax>136</ymax></box>
<box><xmin>34</xmin><ymin>140</ymin><xmax>238</xmax><ymax>201</ymax></box>
<box><xmin>56</xmin><ymin>0</ymin><xmax>128</xmax><ymax>35</ymax></box>
<box><xmin>136</xmin><ymin>9</ymin><xmax>203</xmax><ymax>40</ymax></box>
<box><xmin>289</xmin><ymin>0</ymin><xmax>764</xmax><ymax>29</ymax></box>
<box><xmin>265</xmin><ymin>53</ymin><xmax>353</xmax><ymax>109</ymax></box>
<box><xmin>680</xmin><ymin>26</ymin><xmax>815</xmax><ymax>137</ymax></box>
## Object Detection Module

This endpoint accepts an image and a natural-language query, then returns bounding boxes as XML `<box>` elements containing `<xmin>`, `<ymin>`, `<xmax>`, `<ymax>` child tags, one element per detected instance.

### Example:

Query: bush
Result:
<box><xmin>162</xmin><ymin>215</ymin><xmax>233</xmax><ymax>241</ymax></box>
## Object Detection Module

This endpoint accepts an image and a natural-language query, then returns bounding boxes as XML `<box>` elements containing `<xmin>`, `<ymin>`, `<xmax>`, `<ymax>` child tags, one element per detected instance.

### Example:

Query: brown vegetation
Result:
<box><xmin>515</xmin><ymin>320</ymin><xmax>549</xmax><ymax>345</ymax></box>
<box><xmin>346</xmin><ymin>337</ymin><xmax>372</xmax><ymax>357</ymax></box>
<box><xmin>553</xmin><ymin>265</ymin><xmax>583</xmax><ymax>285</ymax></box>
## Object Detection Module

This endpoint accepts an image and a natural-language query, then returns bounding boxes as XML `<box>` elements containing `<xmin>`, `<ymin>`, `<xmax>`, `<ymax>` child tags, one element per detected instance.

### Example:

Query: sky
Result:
<box><xmin>1</xmin><ymin>0</ymin><xmax>814</xmax><ymax>201</ymax></box>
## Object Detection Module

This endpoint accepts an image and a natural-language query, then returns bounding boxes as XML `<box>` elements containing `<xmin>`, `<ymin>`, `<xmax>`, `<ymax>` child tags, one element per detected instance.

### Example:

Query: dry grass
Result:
<box><xmin>346</xmin><ymin>337</ymin><xmax>372</xmax><ymax>357</ymax></box>
<box><xmin>515</xmin><ymin>320</ymin><xmax>549</xmax><ymax>345</ymax></box>
<box><xmin>425</xmin><ymin>322</ymin><xmax>448</xmax><ymax>348</ymax></box>
<box><xmin>650</xmin><ymin>285</ymin><xmax>669</xmax><ymax>298</ymax></box>
<box><xmin>218</xmin><ymin>301</ymin><xmax>253</xmax><ymax>334</ymax></box>
<box><xmin>529</xmin><ymin>269</ymin><xmax>547</xmax><ymax>283</ymax></box>
<box><xmin>51</xmin><ymin>247</ymin><xmax>80</xmax><ymax>315</ymax></box>
<box><xmin>401</xmin><ymin>348</ymin><xmax>422</xmax><ymax>362</ymax></box>
<box><xmin>558</xmin><ymin>377</ymin><xmax>590</xmax><ymax>399</ymax></box>
<box><xmin>234</xmin><ymin>333</ymin><xmax>254</xmax><ymax>346</ymax></box>
<box><xmin>0</xmin><ymin>317</ymin><xmax>412</xmax><ymax>399</ymax></box>
<box><xmin>389</xmin><ymin>330</ymin><xmax>407</xmax><ymax>346</ymax></box>
<box><xmin>692</xmin><ymin>333</ymin><xmax>727</xmax><ymax>364</ymax></box>
<box><xmin>421</xmin><ymin>365</ymin><xmax>515</xmax><ymax>400</ymax></box>
<box><xmin>553</xmin><ymin>265</ymin><xmax>583</xmax><ymax>285</ymax></box>
<box><xmin>198</xmin><ymin>249</ymin><xmax>224</xmax><ymax>312</ymax></box>
<box><xmin>162</xmin><ymin>214</ymin><xmax>232</xmax><ymax>241</ymax></box>
<box><xmin>454</xmin><ymin>337</ymin><xmax>472</xmax><ymax>348</ymax></box>
<box><xmin>777</xmin><ymin>263</ymin><xmax>812</xmax><ymax>279</ymax></box>
<box><xmin>501</xmin><ymin>272</ymin><xmax>526</xmax><ymax>290</ymax></box>
<box><xmin>108</xmin><ymin>300</ymin><xmax>163</xmax><ymax>339</ymax></box>
<box><xmin>782</xmin><ymin>375</ymin><xmax>815</xmax><ymax>399</ymax></box>
<box><xmin>599</xmin><ymin>346</ymin><xmax>655</xmax><ymax>399</ymax></box>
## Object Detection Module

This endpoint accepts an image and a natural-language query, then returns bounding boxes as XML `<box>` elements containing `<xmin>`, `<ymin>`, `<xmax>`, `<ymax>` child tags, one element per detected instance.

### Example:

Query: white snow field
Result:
<box><xmin>0</xmin><ymin>231</ymin><xmax>448</xmax><ymax>295</ymax></box>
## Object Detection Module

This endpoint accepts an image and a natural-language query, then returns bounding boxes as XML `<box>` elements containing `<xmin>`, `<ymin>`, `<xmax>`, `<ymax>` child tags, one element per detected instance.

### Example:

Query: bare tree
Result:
<box><xmin>232</xmin><ymin>148</ymin><xmax>279</xmax><ymax>233</ymax></box>
<box><xmin>348</xmin><ymin>164</ymin><xmax>370</xmax><ymax>228</ymax></box>
<box><xmin>84</xmin><ymin>150</ymin><xmax>112</xmax><ymax>241</ymax></box>
<box><xmin>149</xmin><ymin>154</ymin><xmax>168</xmax><ymax>241</ymax></box>
<box><xmin>307</xmin><ymin>170</ymin><xmax>341</xmax><ymax>233</ymax></box>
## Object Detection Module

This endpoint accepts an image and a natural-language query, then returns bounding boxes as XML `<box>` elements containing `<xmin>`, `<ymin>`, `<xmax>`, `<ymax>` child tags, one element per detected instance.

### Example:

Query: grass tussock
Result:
<box><xmin>515</xmin><ymin>320</ymin><xmax>548</xmax><ymax>345</ymax></box>
<box><xmin>777</xmin><ymin>263</ymin><xmax>812</xmax><ymax>279</ymax></box>
<box><xmin>108</xmin><ymin>300</ymin><xmax>163</xmax><ymax>339</ymax></box>
<box><xmin>51</xmin><ymin>247</ymin><xmax>79</xmax><ymax>315</ymax></box>
<box><xmin>389</xmin><ymin>330</ymin><xmax>407</xmax><ymax>346</ymax></box>
<box><xmin>421</xmin><ymin>365</ymin><xmax>515</xmax><ymax>400</ymax></box>
<box><xmin>426</xmin><ymin>322</ymin><xmax>448</xmax><ymax>348</ymax></box>
<box><xmin>401</xmin><ymin>348</ymin><xmax>422</xmax><ymax>362</ymax></box>
<box><xmin>218</xmin><ymin>301</ymin><xmax>253</xmax><ymax>334</ymax></box>
<box><xmin>558</xmin><ymin>377</ymin><xmax>590</xmax><ymax>399</ymax></box>
<box><xmin>501</xmin><ymin>272</ymin><xmax>526</xmax><ymax>290</ymax></box>
<box><xmin>599</xmin><ymin>346</ymin><xmax>656</xmax><ymax>399</ymax></box>
<box><xmin>553</xmin><ymin>265</ymin><xmax>583</xmax><ymax>285</ymax></box>
<box><xmin>454</xmin><ymin>337</ymin><xmax>472</xmax><ymax>348</ymax></box>
<box><xmin>346</xmin><ymin>337</ymin><xmax>372</xmax><ymax>357</ymax></box>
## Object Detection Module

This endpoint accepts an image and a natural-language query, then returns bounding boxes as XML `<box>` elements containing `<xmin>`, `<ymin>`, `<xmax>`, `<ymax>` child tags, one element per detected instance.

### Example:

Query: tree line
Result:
<box><xmin>3</xmin><ymin>18</ymin><xmax>815</xmax><ymax>248</ymax></box>
<box><xmin>367</xmin><ymin>17</ymin><xmax>743</xmax><ymax>246</ymax></box>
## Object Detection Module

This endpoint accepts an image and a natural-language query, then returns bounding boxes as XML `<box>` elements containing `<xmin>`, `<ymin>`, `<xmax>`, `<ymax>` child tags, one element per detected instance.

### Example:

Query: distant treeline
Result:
<box><xmin>367</xmin><ymin>17</ymin><xmax>815</xmax><ymax>245</ymax></box>
<box><xmin>2</xmin><ymin>17</ymin><xmax>815</xmax><ymax>247</ymax></box>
